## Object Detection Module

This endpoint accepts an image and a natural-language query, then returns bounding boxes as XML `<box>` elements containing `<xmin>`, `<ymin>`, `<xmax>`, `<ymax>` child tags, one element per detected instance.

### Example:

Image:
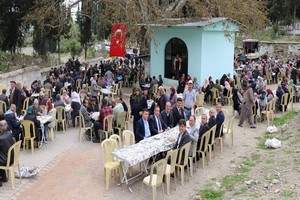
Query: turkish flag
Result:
<box><xmin>110</xmin><ymin>23</ymin><xmax>126</xmax><ymax>57</ymax></box>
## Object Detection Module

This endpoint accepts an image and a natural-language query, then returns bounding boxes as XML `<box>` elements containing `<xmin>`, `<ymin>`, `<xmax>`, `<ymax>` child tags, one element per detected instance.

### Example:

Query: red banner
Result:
<box><xmin>110</xmin><ymin>23</ymin><xmax>126</xmax><ymax>57</ymax></box>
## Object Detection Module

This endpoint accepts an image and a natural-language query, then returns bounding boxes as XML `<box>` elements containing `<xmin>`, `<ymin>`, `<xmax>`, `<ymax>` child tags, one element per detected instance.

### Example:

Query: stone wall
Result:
<box><xmin>259</xmin><ymin>41</ymin><xmax>300</xmax><ymax>57</ymax></box>
<box><xmin>0</xmin><ymin>66</ymin><xmax>50</xmax><ymax>91</ymax></box>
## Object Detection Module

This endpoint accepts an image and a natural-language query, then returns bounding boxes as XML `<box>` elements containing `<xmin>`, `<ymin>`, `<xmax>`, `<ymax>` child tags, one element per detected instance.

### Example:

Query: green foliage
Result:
<box><xmin>242</xmin><ymin>160</ymin><xmax>256</xmax><ymax>167</ymax></box>
<box><xmin>233</xmin><ymin>188</ymin><xmax>247</xmax><ymax>196</ymax></box>
<box><xmin>221</xmin><ymin>174</ymin><xmax>247</xmax><ymax>188</ymax></box>
<box><xmin>199</xmin><ymin>188</ymin><xmax>225</xmax><ymax>200</ymax></box>
<box><xmin>281</xmin><ymin>190</ymin><xmax>294</xmax><ymax>198</ymax></box>
<box><xmin>238</xmin><ymin>166</ymin><xmax>251</xmax><ymax>173</ymax></box>
<box><xmin>61</xmin><ymin>24</ymin><xmax>82</xmax><ymax>57</ymax></box>
<box><xmin>273</xmin><ymin>111</ymin><xmax>298</xmax><ymax>126</ymax></box>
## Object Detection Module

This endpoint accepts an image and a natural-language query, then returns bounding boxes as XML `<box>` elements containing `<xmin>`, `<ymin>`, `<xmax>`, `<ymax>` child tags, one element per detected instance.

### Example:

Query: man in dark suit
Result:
<box><xmin>0</xmin><ymin>120</ymin><xmax>15</xmax><ymax>186</ymax></box>
<box><xmin>208</xmin><ymin>108</ymin><xmax>216</xmax><ymax>128</ymax></box>
<box><xmin>197</xmin><ymin>113</ymin><xmax>210</xmax><ymax>152</ymax></box>
<box><xmin>9</xmin><ymin>81</ymin><xmax>21</xmax><ymax>115</ymax></box>
<box><xmin>173</xmin><ymin>119</ymin><xmax>191</xmax><ymax>150</ymax></box>
<box><xmin>215</xmin><ymin>103</ymin><xmax>225</xmax><ymax>137</ymax></box>
<box><xmin>161</xmin><ymin>102</ymin><xmax>174</xmax><ymax>128</ymax></box>
<box><xmin>135</xmin><ymin>108</ymin><xmax>151</xmax><ymax>143</ymax></box>
<box><xmin>149</xmin><ymin>106</ymin><xmax>167</xmax><ymax>136</ymax></box>
<box><xmin>172</xmin><ymin>98</ymin><xmax>185</xmax><ymax>126</ymax></box>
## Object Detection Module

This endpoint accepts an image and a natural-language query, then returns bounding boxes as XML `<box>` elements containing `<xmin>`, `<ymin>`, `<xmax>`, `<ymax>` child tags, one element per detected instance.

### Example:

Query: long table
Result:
<box><xmin>112</xmin><ymin>115</ymin><xmax>203</xmax><ymax>192</ymax></box>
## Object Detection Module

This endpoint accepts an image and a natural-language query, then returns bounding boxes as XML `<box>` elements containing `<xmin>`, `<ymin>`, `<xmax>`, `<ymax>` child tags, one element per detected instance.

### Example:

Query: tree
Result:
<box><xmin>61</xmin><ymin>23</ymin><xmax>82</xmax><ymax>57</ymax></box>
<box><xmin>78</xmin><ymin>0</ymin><xmax>92</xmax><ymax>60</ymax></box>
<box><xmin>0</xmin><ymin>0</ymin><xmax>33</xmax><ymax>53</ymax></box>
<box><xmin>94</xmin><ymin>0</ymin><xmax>268</xmax><ymax>54</ymax></box>
<box><xmin>24</xmin><ymin>0</ymin><xmax>71</xmax><ymax>61</ymax></box>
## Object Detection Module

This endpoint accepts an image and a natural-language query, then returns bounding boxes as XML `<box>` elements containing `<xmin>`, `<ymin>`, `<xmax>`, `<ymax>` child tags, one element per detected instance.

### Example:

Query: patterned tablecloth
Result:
<box><xmin>112</xmin><ymin>115</ymin><xmax>203</xmax><ymax>167</ymax></box>
<box><xmin>112</xmin><ymin>126</ymin><xmax>179</xmax><ymax>167</ymax></box>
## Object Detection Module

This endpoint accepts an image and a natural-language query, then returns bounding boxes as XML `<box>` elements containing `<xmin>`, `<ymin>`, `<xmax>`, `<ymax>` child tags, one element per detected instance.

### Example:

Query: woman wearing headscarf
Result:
<box><xmin>169</xmin><ymin>87</ymin><xmax>177</xmax><ymax>107</ymax></box>
<box><xmin>266</xmin><ymin>89</ymin><xmax>274</xmax><ymax>102</ymax></box>
<box><xmin>44</xmin><ymin>99</ymin><xmax>56</xmax><ymax>140</ymax></box>
<box><xmin>71</xmin><ymin>91</ymin><xmax>81</xmax><ymax>127</ymax></box>
<box><xmin>177</xmin><ymin>74</ymin><xmax>186</xmax><ymax>94</ymax></box>
<box><xmin>202</xmin><ymin>78</ymin><xmax>211</xmax><ymax>103</ymax></box>
<box><xmin>256</xmin><ymin>76</ymin><xmax>265</xmax><ymax>92</ymax></box>
<box><xmin>24</xmin><ymin>106</ymin><xmax>42</xmax><ymax>144</ymax></box>
<box><xmin>131</xmin><ymin>87</ymin><xmax>147</xmax><ymax>139</ymax></box>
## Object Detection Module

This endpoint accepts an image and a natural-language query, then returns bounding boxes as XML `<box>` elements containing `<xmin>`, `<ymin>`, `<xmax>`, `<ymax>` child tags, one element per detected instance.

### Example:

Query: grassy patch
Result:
<box><xmin>281</xmin><ymin>190</ymin><xmax>294</xmax><ymax>198</ymax></box>
<box><xmin>233</xmin><ymin>188</ymin><xmax>247</xmax><ymax>196</ymax></box>
<box><xmin>255</xmin><ymin>135</ymin><xmax>273</xmax><ymax>150</ymax></box>
<box><xmin>273</xmin><ymin>111</ymin><xmax>298</xmax><ymax>126</ymax></box>
<box><xmin>243</xmin><ymin>160</ymin><xmax>256</xmax><ymax>167</ymax></box>
<box><xmin>238</xmin><ymin>166</ymin><xmax>251</xmax><ymax>173</ymax></box>
<box><xmin>221</xmin><ymin>174</ymin><xmax>247</xmax><ymax>188</ymax></box>
<box><xmin>199</xmin><ymin>188</ymin><xmax>225</xmax><ymax>200</ymax></box>
<box><xmin>251</xmin><ymin>153</ymin><xmax>260</xmax><ymax>161</ymax></box>
<box><xmin>266</xmin><ymin>159</ymin><xmax>275</xmax><ymax>164</ymax></box>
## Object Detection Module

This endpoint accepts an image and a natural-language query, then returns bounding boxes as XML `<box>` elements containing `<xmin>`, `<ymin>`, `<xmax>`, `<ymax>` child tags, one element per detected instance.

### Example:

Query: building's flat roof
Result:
<box><xmin>144</xmin><ymin>17</ymin><xmax>237</xmax><ymax>27</ymax></box>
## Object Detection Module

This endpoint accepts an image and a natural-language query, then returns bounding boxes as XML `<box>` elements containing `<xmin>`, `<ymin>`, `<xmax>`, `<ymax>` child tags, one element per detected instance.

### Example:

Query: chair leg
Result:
<box><xmin>18</xmin><ymin>164</ymin><xmax>21</xmax><ymax>183</ymax></box>
<box><xmin>166</xmin><ymin>173</ymin><xmax>170</xmax><ymax>194</ymax></box>
<box><xmin>10</xmin><ymin>169</ymin><xmax>15</xmax><ymax>189</ymax></box>
<box><xmin>180</xmin><ymin>166</ymin><xmax>184</xmax><ymax>186</ymax></box>
<box><xmin>162</xmin><ymin>184</ymin><xmax>165</xmax><ymax>200</ymax></box>
<box><xmin>152</xmin><ymin>186</ymin><xmax>157</xmax><ymax>200</ymax></box>
<box><xmin>220</xmin><ymin>139</ymin><xmax>223</xmax><ymax>153</ymax></box>
<box><xmin>202</xmin><ymin>153</ymin><xmax>205</xmax><ymax>169</ymax></box>
<box><xmin>31</xmin><ymin>139</ymin><xmax>34</xmax><ymax>154</ymax></box>
<box><xmin>189</xmin><ymin>158</ymin><xmax>193</xmax><ymax>177</ymax></box>
<box><xmin>209</xmin><ymin>146</ymin><xmax>212</xmax><ymax>161</ymax></box>
<box><xmin>105</xmin><ymin>168</ymin><xmax>110</xmax><ymax>190</ymax></box>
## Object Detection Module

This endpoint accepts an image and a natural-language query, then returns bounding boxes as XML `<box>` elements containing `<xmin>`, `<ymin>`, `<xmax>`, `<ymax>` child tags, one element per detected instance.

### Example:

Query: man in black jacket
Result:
<box><xmin>172</xmin><ymin>98</ymin><xmax>185</xmax><ymax>126</ymax></box>
<box><xmin>0</xmin><ymin>120</ymin><xmax>15</xmax><ymax>186</ymax></box>
<box><xmin>9</xmin><ymin>81</ymin><xmax>21</xmax><ymax>115</ymax></box>
<box><xmin>161</xmin><ymin>102</ymin><xmax>175</xmax><ymax>128</ymax></box>
<box><xmin>197</xmin><ymin>113</ymin><xmax>210</xmax><ymax>152</ymax></box>
<box><xmin>4</xmin><ymin>104</ymin><xmax>21</xmax><ymax>142</ymax></box>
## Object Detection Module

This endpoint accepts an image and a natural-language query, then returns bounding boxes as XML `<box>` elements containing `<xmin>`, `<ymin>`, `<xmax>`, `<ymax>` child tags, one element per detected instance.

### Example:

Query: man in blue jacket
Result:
<box><xmin>135</xmin><ymin>108</ymin><xmax>151</xmax><ymax>143</ymax></box>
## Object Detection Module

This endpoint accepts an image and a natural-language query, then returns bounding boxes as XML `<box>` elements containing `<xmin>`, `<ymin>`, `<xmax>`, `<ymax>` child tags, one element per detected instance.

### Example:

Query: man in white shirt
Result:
<box><xmin>149</xmin><ymin>106</ymin><xmax>167</xmax><ymax>136</ymax></box>
<box><xmin>183</xmin><ymin>80</ymin><xmax>196</xmax><ymax>120</ymax></box>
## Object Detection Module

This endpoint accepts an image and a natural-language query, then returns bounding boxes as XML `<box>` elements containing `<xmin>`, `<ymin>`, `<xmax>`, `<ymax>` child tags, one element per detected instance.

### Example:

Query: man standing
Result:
<box><xmin>0</xmin><ymin>120</ymin><xmax>15</xmax><ymax>187</ymax></box>
<box><xmin>4</xmin><ymin>104</ymin><xmax>21</xmax><ymax>142</ymax></box>
<box><xmin>9</xmin><ymin>81</ymin><xmax>21</xmax><ymax>115</ymax></box>
<box><xmin>161</xmin><ymin>102</ymin><xmax>174</xmax><ymax>128</ymax></box>
<box><xmin>173</xmin><ymin>54</ymin><xmax>182</xmax><ymax>79</ymax></box>
<box><xmin>172</xmin><ymin>98</ymin><xmax>185</xmax><ymax>126</ymax></box>
<box><xmin>187</xmin><ymin>115</ymin><xmax>199</xmax><ymax>156</ymax></box>
<box><xmin>183</xmin><ymin>80</ymin><xmax>196</xmax><ymax>120</ymax></box>
<box><xmin>149</xmin><ymin>106</ymin><xmax>167</xmax><ymax>136</ymax></box>
<box><xmin>238</xmin><ymin>81</ymin><xmax>256</xmax><ymax>128</ymax></box>
<box><xmin>215</xmin><ymin>104</ymin><xmax>225</xmax><ymax>137</ymax></box>
<box><xmin>135</xmin><ymin>108</ymin><xmax>151</xmax><ymax>143</ymax></box>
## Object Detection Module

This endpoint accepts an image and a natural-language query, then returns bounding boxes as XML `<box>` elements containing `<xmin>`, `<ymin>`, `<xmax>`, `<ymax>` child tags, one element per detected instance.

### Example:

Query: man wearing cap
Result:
<box><xmin>183</xmin><ymin>80</ymin><xmax>196</xmax><ymax>120</ymax></box>
<box><xmin>87</xmin><ymin>98</ymin><xmax>99</xmax><ymax>113</ymax></box>
<box><xmin>9</xmin><ymin>81</ymin><xmax>21</xmax><ymax>115</ymax></box>
<box><xmin>238</xmin><ymin>80</ymin><xmax>256</xmax><ymax>128</ymax></box>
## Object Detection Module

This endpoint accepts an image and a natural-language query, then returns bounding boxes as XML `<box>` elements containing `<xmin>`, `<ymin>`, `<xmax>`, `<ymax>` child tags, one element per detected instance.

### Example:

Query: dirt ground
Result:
<box><xmin>16</xmin><ymin>85</ymin><xmax>300</xmax><ymax>200</ymax></box>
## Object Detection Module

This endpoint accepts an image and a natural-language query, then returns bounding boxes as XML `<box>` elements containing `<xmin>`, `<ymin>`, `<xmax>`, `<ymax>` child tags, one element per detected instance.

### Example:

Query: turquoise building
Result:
<box><xmin>149</xmin><ymin>17</ymin><xmax>239</xmax><ymax>85</ymax></box>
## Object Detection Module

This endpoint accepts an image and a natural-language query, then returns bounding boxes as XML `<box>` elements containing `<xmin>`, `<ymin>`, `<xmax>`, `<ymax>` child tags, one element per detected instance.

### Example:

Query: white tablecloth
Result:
<box><xmin>37</xmin><ymin>115</ymin><xmax>52</xmax><ymax>125</ymax></box>
<box><xmin>91</xmin><ymin>112</ymin><xmax>100</xmax><ymax>121</ymax></box>
<box><xmin>65</xmin><ymin>104</ymin><xmax>71</xmax><ymax>112</ymax></box>
<box><xmin>142</xmin><ymin>84</ymin><xmax>150</xmax><ymax>89</ymax></box>
<box><xmin>112</xmin><ymin>116</ymin><xmax>202</xmax><ymax>167</ymax></box>
<box><xmin>31</xmin><ymin>93</ymin><xmax>39</xmax><ymax>97</ymax></box>
<box><xmin>101</xmin><ymin>88</ymin><xmax>112</xmax><ymax>95</ymax></box>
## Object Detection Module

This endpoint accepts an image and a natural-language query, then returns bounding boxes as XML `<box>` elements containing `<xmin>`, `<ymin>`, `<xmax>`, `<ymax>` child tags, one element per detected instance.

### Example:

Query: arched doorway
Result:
<box><xmin>164</xmin><ymin>37</ymin><xmax>188</xmax><ymax>80</ymax></box>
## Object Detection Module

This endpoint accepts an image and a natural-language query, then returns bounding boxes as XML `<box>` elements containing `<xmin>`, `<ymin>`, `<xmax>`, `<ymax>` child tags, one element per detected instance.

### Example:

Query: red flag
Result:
<box><xmin>110</xmin><ymin>23</ymin><xmax>126</xmax><ymax>57</ymax></box>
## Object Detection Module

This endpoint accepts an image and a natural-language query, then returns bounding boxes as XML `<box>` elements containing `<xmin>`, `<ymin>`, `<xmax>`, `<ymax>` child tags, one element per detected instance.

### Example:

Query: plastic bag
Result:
<box><xmin>265</xmin><ymin>138</ymin><xmax>281</xmax><ymax>149</ymax></box>
<box><xmin>15</xmin><ymin>165</ymin><xmax>40</xmax><ymax>178</ymax></box>
<box><xmin>266</xmin><ymin>125</ymin><xmax>278</xmax><ymax>133</ymax></box>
